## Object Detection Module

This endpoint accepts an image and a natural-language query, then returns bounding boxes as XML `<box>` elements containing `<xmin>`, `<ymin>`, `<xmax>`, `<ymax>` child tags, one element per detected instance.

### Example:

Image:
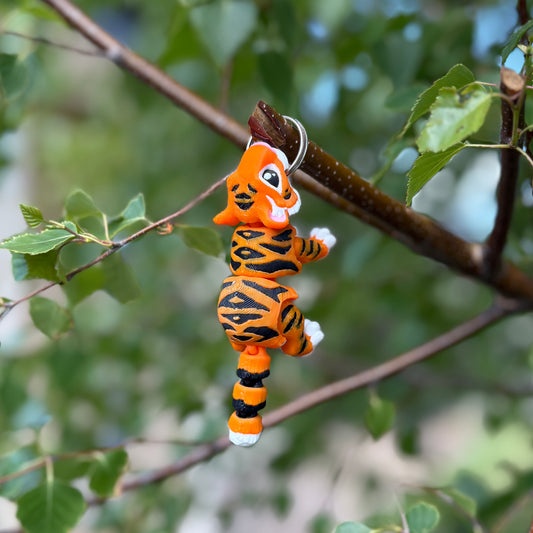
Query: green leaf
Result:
<box><xmin>333</xmin><ymin>522</ymin><xmax>372</xmax><ymax>533</ymax></box>
<box><xmin>89</xmin><ymin>450</ymin><xmax>128</xmax><ymax>497</ymax></box>
<box><xmin>12</xmin><ymin>250</ymin><xmax>61</xmax><ymax>282</ymax></box>
<box><xmin>364</xmin><ymin>393</ymin><xmax>395</xmax><ymax>440</ymax></box>
<box><xmin>53</xmin><ymin>457</ymin><xmax>93</xmax><ymax>482</ymax></box>
<box><xmin>101</xmin><ymin>253</ymin><xmax>142</xmax><ymax>303</ymax></box>
<box><xmin>371</xmin><ymin>137</ymin><xmax>413</xmax><ymax>185</ymax></box>
<box><xmin>29</xmin><ymin>297</ymin><xmax>73</xmax><ymax>339</ymax></box>
<box><xmin>0</xmin><ymin>229</ymin><xmax>75</xmax><ymax>255</ymax></box>
<box><xmin>16</xmin><ymin>480</ymin><xmax>87</xmax><ymax>533</ymax></box>
<box><xmin>0</xmin><ymin>447</ymin><xmax>42</xmax><ymax>500</ymax></box>
<box><xmin>189</xmin><ymin>0</ymin><xmax>258</xmax><ymax>67</ymax></box>
<box><xmin>65</xmin><ymin>189</ymin><xmax>101</xmax><ymax>220</ymax></box>
<box><xmin>0</xmin><ymin>54</ymin><xmax>29</xmax><ymax>104</ymax></box>
<box><xmin>62</xmin><ymin>266</ymin><xmax>105</xmax><ymax>306</ymax></box>
<box><xmin>439</xmin><ymin>487</ymin><xmax>477</xmax><ymax>516</ymax></box>
<box><xmin>501</xmin><ymin>20</ymin><xmax>533</xmax><ymax>63</ymax></box>
<box><xmin>417</xmin><ymin>85</ymin><xmax>491</xmax><ymax>153</ymax></box>
<box><xmin>406</xmin><ymin>502</ymin><xmax>440</xmax><ymax>533</ymax></box>
<box><xmin>108</xmin><ymin>193</ymin><xmax>147</xmax><ymax>238</ymax></box>
<box><xmin>406</xmin><ymin>143</ymin><xmax>465</xmax><ymax>205</ymax></box>
<box><xmin>403</xmin><ymin>64</ymin><xmax>475</xmax><ymax>134</ymax></box>
<box><xmin>178</xmin><ymin>225</ymin><xmax>224</xmax><ymax>257</ymax></box>
<box><xmin>20</xmin><ymin>204</ymin><xmax>44</xmax><ymax>228</ymax></box>
<box><xmin>258</xmin><ymin>51</ymin><xmax>294</xmax><ymax>107</ymax></box>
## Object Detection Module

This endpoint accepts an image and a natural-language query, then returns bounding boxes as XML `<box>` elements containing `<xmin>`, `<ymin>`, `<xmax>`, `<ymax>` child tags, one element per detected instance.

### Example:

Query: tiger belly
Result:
<box><xmin>217</xmin><ymin>276</ymin><xmax>298</xmax><ymax>350</ymax></box>
<box><xmin>229</xmin><ymin>225</ymin><xmax>302</xmax><ymax>278</ymax></box>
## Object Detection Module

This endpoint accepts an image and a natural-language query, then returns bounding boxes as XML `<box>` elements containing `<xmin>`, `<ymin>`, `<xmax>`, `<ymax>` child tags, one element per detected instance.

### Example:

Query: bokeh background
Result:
<box><xmin>1</xmin><ymin>0</ymin><xmax>533</xmax><ymax>531</ymax></box>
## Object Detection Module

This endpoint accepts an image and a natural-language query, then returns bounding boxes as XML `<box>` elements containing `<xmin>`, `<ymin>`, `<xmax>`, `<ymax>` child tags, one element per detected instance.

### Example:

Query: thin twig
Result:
<box><xmin>0</xmin><ymin>299</ymin><xmax>523</xmax><ymax>523</ymax></box>
<box><xmin>77</xmin><ymin>298</ymin><xmax>519</xmax><ymax>506</ymax></box>
<box><xmin>0</xmin><ymin>29</ymin><xmax>104</xmax><ymax>57</ymax></box>
<box><xmin>483</xmin><ymin>68</ymin><xmax>525</xmax><ymax>278</ymax></box>
<box><xmin>0</xmin><ymin>175</ymin><xmax>227</xmax><ymax>317</ymax></box>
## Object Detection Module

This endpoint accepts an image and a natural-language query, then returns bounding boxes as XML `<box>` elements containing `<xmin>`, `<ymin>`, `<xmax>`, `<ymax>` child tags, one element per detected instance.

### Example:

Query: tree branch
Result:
<box><xmin>483</xmin><ymin>68</ymin><xmax>525</xmax><ymax>278</ymax></box>
<box><xmin>88</xmin><ymin>298</ymin><xmax>521</xmax><ymax>505</ymax></box>
<box><xmin>37</xmin><ymin>0</ymin><xmax>533</xmax><ymax>305</ymax></box>
<box><xmin>250</xmin><ymin>102</ymin><xmax>533</xmax><ymax>303</ymax></box>
<box><xmin>3</xmin><ymin>300</ymin><xmax>514</xmax><ymax>521</ymax></box>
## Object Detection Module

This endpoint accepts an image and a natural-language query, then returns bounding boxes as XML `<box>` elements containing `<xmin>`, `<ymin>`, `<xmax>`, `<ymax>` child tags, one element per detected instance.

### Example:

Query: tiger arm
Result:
<box><xmin>294</xmin><ymin>227</ymin><xmax>336</xmax><ymax>264</ymax></box>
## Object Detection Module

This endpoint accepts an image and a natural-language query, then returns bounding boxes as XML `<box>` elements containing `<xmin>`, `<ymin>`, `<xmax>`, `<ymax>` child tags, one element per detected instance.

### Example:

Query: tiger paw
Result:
<box><xmin>304</xmin><ymin>319</ymin><xmax>324</xmax><ymax>354</ymax></box>
<box><xmin>310</xmin><ymin>227</ymin><xmax>336</xmax><ymax>252</ymax></box>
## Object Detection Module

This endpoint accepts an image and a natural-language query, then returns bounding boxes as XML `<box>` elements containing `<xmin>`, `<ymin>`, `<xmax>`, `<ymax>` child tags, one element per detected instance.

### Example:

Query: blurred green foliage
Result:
<box><xmin>1</xmin><ymin>0</ymin><xmax>533</xmax><ymax>532</ymax></box>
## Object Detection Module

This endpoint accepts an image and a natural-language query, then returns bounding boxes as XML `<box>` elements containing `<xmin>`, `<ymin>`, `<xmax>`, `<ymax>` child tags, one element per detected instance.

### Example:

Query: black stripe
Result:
<box><xmin>233</xmin><ymin>399</ymin><xmax>266</xmax><ymax>418</ymax></box>
<box><xmin>283</xmin><ymin>311</ymin><xmax>297</xmax><ymax>334</ymax></box>
<box><xmin>234</xmin><ymin>247</ymin><xmax>265</xmax><ymax>260</ymax></box>
<box><xmin>272</xmin><ymin>229</ymin><xmax>293</xmax><ymax>242</ymax></box>
<box><xmin>281</xmin><ymin>304</ymin><xmax>294</xmax><ymax>321</ymax></box>
<box><xmin>259</xmin><ymin>242</ymin><xmax>291</xmax><ymax>254</ymax></box>
<box><xmin>222</xmin><ymin>323</ymin><xmax>235</xmax><ymax>331</ymax></box>
<box><xmin>231</xmin><ymin>184</ymin><xmax>239</xmax><ymax>192</ymax></box>
<box><xmin>236</xmin><ymin>201</ymin><xmax>253</xmax><ymax>211</ymax></box>
<box><xmin>237</xmin><ymin>368</ymin><xmax>270</xmax><ymax>383</ymax></box>
<box><xmin>241</xmin><ymin>280</ymin><xmax>289</xmax><ymax>302</ymax></box>
<box><xmin>246</xmin><ymin>260</ymin><xmax>299</xmax><ymax>274</ymax></box>
<box><xmin>300</xmin><ymin>239</ymin><xmax>306</xmax><ymax>254</ymax></box>
<box><xmin>295</xmin><ymin>312</ymin><xmax>303</xmax><ymax>328</ymax></box>
<box><xmin>312</xmin><ymin>242</ymin><xmax>322</xmax><ymax>259</ymax></box>
<box><xmin>233</xmin><ymin>334</ymin><xmax>253</xmax><ymax>342</ymax></box>
<box><xmin>237</xmin><ymin>229</ymin><xmax>264</xmax><ymax>239</ymax></box>
<box><xmin>248</xmin><ymin>184</ymin><xmax>257</xmax><ymax>193</ymax></box>
<box><xmin>218</xmin><ymin>291</ymin><xmax>269</xmax><ymax>311</ymax></box>
<box><xmin>229</xmin><ymin>259</ymin><xmax>242</xmax><ymax>271</ymax></box>
<box><xmin>221</xmin><ymin>313</ymin><xmax>263</xmax><ymax>325</ymax></box>
<box><xmin>235</xmin><ymin>192</ymin><xmax>251</xmax><ymax>200</ymax></box>
<box><xmin>308</xmin><ymin>240</ymin><xmax>314</xmax><ymax>256</ymax></box>
<box><xmin>298</xmin><ymin>337</ymin><xmax>309</xmax><ymax>355</ymax></box>
<box><xmin>243</xmin><ymin>326</ymin><xmax>279</xmax><ymax>341</ymax></box>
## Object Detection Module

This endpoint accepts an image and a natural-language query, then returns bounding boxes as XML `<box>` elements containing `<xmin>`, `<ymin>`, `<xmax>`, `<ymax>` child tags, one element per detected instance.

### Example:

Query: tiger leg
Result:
<box><xmin>279</xmin><ymin>303</ymin><xmax>324</xmax><ymax>357</ymax></box>
<box><xmin>228</xmin><ymin>345</ymin><xmax>271</xmax><ymax>447</ymax></box>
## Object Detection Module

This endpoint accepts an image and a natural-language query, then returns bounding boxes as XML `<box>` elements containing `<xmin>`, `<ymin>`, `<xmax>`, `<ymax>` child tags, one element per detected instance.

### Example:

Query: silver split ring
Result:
<box><xmin>246</xmin><ymin>115</ymin><xmax>308</xmax><ymax>176</ymax></box>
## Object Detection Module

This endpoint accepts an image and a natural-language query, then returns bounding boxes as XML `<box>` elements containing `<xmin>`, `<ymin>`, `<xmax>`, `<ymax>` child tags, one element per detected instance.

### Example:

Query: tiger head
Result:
<box><xmin>213</xmin><ymin>142</ymin><xmax>301</xmax><ymax>229</ymax></box>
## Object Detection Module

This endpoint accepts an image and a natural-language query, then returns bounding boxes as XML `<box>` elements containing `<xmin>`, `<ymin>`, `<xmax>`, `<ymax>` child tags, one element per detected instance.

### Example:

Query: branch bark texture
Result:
<box><xmin>483</xmin><ymin>68</ymin><xmax>525</xmax><ymax>278</ymax></box>
<box><xmin>251</xmin><ymin>102</ymin><xmax>533</xmax><ymax>304</ymax></box>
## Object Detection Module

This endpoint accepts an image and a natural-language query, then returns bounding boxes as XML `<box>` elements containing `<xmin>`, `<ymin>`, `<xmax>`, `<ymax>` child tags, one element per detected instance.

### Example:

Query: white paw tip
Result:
<box><xmin>304</xmin><ymin>318</ymin><xmax>324</xmax><ymax>346</ymax></box>
<box><xmin>229</xmin><ymin>430</ymin><xmax>261</xmax><ymax>447</ymax></box>
<box><xmin>310</xmin><ymin>227</ymin><xmax>336</xmax><ymax>249</ymax></box>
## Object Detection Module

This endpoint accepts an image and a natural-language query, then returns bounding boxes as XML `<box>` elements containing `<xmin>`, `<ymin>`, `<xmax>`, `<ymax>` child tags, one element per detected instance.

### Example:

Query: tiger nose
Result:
<box><xmin>283</xmin><ymin>190</ymin><xmax>292</xmax><ymax>200</ymax></box>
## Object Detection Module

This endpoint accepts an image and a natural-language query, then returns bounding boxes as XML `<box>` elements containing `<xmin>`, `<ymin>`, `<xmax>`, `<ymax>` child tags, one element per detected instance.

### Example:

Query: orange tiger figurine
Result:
<box><xmin>215</xmin><ymin>121</ymin><xmax>336</xmax><ymax>447</ymax></box>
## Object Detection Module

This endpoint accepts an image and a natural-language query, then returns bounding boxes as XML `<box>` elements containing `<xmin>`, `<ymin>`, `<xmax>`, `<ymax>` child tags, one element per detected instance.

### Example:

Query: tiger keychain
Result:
<box><xmin>214</xmin><ymin>116</ymin><xmax>336</xmax><ymax>446</ymax></box>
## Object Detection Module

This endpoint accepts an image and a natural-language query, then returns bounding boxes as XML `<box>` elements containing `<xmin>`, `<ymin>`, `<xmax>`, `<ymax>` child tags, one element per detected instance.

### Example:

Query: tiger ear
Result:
<box><xmin>213</xmin><ymin>204</ymin><xmax>240</xmax><ymax>226</ymax></box>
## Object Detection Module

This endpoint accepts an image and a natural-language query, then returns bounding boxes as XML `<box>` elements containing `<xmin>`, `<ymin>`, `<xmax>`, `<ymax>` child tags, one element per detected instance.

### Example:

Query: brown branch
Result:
<box><xmin>483</xmin><ymin>68</ymin><xmax>525</xmax><ymax>278</ymax></box>
<box><xmin>251</xmin><ymin>102</ymin><xmax>533</xmax><ymax>303</ymax></box>
<box><xmin>38</xmin><ymin>0</ymin><xmax>533</xmax><ymax>305</ymax></box>
<box><xmin>518</xmin><ymin>0</ymin><xmax>530</xmax><ymax>26</ymax></box>
<box><xmin>84</xmin><ymin>298</ymin><xmax>519</xmax><ymax>504</ymax></box>
<box><xmin>0</xmin><ymin>298</ymin><xmax>523</xmax><ymax>523</ymax></box>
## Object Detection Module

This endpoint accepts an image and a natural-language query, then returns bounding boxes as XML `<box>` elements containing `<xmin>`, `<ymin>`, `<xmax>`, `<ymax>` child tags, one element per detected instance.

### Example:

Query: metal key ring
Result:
<box><xmin>246</xmin><ymin>115</ymin><xmax>308</xmax><ymax>176</ymax></box>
